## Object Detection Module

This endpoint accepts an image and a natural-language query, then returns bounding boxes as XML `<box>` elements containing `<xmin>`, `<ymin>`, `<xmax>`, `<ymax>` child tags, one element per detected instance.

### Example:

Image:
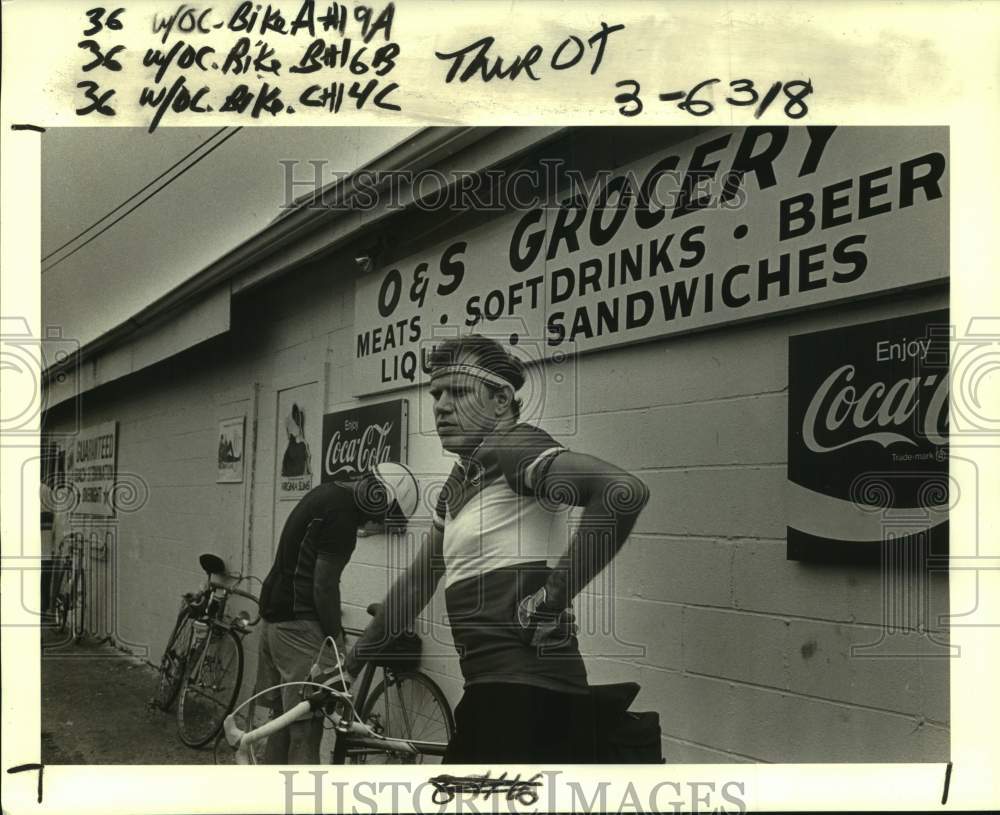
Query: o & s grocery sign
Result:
<box><xmin>353</xmin><ymin>126</ymin><xmax>947</xmax><ymax>395</ymax></box>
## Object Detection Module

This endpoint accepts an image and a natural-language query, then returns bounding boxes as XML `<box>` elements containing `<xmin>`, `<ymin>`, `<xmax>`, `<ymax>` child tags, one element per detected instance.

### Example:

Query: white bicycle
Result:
<box><xmin>215</xmin><ymin>608</ymin><xmax>454</xmax><ymax>765</ymax></box>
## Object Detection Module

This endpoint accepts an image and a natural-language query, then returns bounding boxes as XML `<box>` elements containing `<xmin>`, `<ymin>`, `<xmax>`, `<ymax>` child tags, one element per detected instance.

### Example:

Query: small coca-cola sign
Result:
<box><xmin>787</xmin><ymin>309</ymin><xmax>949</xmax><ymax>563</ymax></box>
<box><xmin>321</xmin><ymin>400</ymin><xmax>408</xmax><ymax>481</ymax></box>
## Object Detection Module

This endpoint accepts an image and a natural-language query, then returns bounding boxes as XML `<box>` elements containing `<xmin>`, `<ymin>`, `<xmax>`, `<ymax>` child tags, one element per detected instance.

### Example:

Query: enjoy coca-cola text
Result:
<box><xmin>802</xmin><ymin>364</ymin><xmax>948</xmax><ymax>453</ymax></box>
<box><xmin>324</xmin><ymin>421</ymin><xmax>393</xmax><ymax>477</ymax></box>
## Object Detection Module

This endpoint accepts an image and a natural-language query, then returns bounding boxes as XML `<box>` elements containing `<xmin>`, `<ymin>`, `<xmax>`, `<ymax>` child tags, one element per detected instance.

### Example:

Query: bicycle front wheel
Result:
<box><xmin>176</xmin><ymin>627</ymin><xmax>244</xmax><ymax>748</ymax></box>
<box><xmin>154</xmin><ymin>613</ymin><xmax>194</xmax><ymax>711</ymax></box>
<box><xmin>350</xmin><ymin>671</ymin><xmax>454</xmax><ymax>764</ymax></box>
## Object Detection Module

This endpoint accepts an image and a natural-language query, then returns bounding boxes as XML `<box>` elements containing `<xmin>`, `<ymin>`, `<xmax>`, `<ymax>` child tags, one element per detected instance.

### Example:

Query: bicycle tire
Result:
<box><xmin>348</xmin><ymin>671</ymin><xmax>454</xmax><ymax>765</ymax></box>
<box><xmin>52</xmin><ymin>562</ymin><xmax>71</xmax><ymax>633</ymax></box>
<box><xmin>70</xmin><ymin>565</ymin><xmax>86</xmax><ymax>641</ymax></box>
<box><xmin>154</xmin><ymin>612</ymin><xmax>195</xmax><ymax>711</ymax></box>
<box><xmin>176</xmin><ymin>626</ymin><xmax>244</xmax><ymax>748</ymax></box>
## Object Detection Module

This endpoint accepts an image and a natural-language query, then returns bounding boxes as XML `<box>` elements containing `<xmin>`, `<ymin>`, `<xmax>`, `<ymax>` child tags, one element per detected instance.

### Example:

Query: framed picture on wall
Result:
<box><xmin>216</xmin><ymin>416</ymin><xmax>245</xmax><ymax>484</ymax></box>
<box><xmin>275</xmin><ymin>381</ymin><xmax>320</xmax><ymax>501</ymax></box>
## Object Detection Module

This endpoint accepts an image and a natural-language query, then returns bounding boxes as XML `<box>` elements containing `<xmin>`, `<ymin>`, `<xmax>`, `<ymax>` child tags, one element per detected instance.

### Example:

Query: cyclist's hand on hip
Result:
<box><xmin>516</xmin><ymin>586</ymin><xmax>577</xmax><ymax>648</ymax></box>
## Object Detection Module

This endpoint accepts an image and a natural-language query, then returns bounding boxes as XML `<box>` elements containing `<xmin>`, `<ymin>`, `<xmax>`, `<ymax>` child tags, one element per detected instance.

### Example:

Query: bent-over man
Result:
<box><xmin>256</xmin><ymin>462</ymin><xmax>417</xmax><ymax>764</ymax></box>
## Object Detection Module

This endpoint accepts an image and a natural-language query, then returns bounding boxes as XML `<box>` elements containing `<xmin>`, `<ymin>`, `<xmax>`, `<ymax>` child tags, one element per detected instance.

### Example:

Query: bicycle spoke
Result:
<box><xmin>393</xmin><ymin>681</ymin><xmax>415</xmax><ymax>741</ymax></box>
<box><xmin>185</xmin><ymin>686</ymin><xmax>230</xmax><ymax>705</ymax></box>
<box><xmin>177</xmin><ymin>628</ymin><xmax>244</xmax><ymax>747</ymax></box>
<box><xmin>350</xmin><ymin>672</ymin><xmax>452</xmax><ymax>765</ymax></box>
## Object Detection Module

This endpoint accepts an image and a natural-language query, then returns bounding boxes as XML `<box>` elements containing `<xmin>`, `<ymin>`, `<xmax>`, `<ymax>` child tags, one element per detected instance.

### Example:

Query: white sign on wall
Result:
<box><xmin>354</xmin><ymin>126</ymin><xmax>948</xmax><ymax>396</ymax></box>
<box><xmin>275</xmin><ymin>383</ymin><xmax>318</xmax><ymax>501</ymax></box>
<box><xmin>272</xmin><ymin>380</ymin><xmax>322</xmax><ymax>556</ymax></box>
<box><xmin>65</xmin><ymin>421</ymin><xmax>118</xmax><ymax>517</ymax></box>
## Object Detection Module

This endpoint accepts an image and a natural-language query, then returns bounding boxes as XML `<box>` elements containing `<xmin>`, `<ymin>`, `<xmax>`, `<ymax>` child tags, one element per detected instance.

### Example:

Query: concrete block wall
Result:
<box><xmin>320</xmin><ymin>252</ymin><xmax>949</xmax><ymax>762</ymax></box>
<box><xmin>538</xmin><ymin>288</ymin><xmax>950</xmax><ymax>762</ymax></box>
<box><xmin>52</xmin><ymin>351</ymin><xmax>260</xmax><ymax>666</ymax></box>
<box><xmin>43</xmin><ymin>247</ymin><xmax>949</xmax><ymax>762</ymax></box>
<box><xmin>42</xmin><ymin>262</ymin><xmax>351</xmax><ymax>688</ymax></box>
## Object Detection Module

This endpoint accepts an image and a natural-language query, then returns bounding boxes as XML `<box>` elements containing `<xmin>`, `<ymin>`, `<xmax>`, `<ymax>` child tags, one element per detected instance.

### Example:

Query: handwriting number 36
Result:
<box><xmin>78</xmin><ymin>41</ymin><xmax>125</xmax><ymax>72</ymax></box>
<box><xmin>76</xmin><ymin>81</ymin><xmax>117</xmax><ymax>117</ymax></box>
<box><xmin>83</xmin><ymin>7</ymin><xmax>125</xmax><ymax>36</ymax></box>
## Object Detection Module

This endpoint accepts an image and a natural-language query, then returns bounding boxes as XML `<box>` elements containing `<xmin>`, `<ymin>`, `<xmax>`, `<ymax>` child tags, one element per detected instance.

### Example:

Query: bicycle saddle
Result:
<box><xmin>199</xmin><ymin>553</ymin><xmax>227</xmax><ymax>576</ymax></box>
<box><xmin>366</xmin><ymin>602</ymin><xmax>382</xmax><ymax>617</ymax></box>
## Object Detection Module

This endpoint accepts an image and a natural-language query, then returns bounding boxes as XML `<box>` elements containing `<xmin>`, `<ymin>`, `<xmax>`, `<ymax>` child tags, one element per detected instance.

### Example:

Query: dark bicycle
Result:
<box><xmin>151</xmin><ymin>553</ymin><xmax>260</xmax><ymax>748</ymax></box>
<box><xmin>51</xmin><ymin>534</ymin><xmax>86</xmax><ymax>642</ymax></box>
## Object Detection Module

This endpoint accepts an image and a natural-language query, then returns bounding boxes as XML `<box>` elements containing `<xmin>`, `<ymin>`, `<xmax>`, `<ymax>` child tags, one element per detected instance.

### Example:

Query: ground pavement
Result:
<box><xmin>40</xmin><ymin>627</ymin><xmax>214</xmax><ymax>764</ymax></box>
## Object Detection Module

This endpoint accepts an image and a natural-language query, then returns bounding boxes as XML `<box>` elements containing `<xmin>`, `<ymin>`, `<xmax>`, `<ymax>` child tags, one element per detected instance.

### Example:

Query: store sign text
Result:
<box><xmin>354</xmin><ymin>126</ymin><xmax>948</xmax><ymax>395</ymax></box>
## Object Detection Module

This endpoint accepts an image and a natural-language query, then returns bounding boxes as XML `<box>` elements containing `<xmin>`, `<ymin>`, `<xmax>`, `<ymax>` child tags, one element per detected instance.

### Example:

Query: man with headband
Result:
<box><xmin>344</xmin><ymin>334</ymin><xmax>650</xmax><ymax>763</ymax></box>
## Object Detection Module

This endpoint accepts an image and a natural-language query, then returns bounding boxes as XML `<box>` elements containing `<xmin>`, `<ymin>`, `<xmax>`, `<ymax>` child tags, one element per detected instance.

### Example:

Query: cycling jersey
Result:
<box><xmin>434</xmin><ymin>423</ymin><xmax>589</xmax><ymax>695</ymax></box>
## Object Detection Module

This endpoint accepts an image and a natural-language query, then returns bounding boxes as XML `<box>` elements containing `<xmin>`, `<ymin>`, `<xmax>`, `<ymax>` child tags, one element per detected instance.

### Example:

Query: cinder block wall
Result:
<box><xmin>325</xmin><ymin>257</ymin><xmax>949</xmax><ymax>762</ymax></box>
<box><xmin>44</xmin><ymin>251</ymin><xmax>949</xmax><ymax>762</ymax></box>
<box><xmin>555</xmin><ymin>288</ymin><xmax>950</xmax><ymax>763</ymax></box>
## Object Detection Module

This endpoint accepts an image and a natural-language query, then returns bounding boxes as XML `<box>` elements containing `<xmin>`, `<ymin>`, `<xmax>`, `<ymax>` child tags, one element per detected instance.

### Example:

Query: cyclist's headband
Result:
<box><xmin>429</xmin><ymin>363</ymin><xmax>516</xmax><ymax>390</ymax></box>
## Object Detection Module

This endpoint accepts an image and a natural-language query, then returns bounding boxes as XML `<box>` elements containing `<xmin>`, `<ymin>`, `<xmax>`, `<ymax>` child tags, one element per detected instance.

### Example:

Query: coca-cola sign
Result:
<box><xmin>321</xmin><ymin>400</ymin><xmax>408</xmax><ymax>481</ymax></box>
<box><xmin>787</xmin><ymin>309</ymin><xmax>949</xmax><ymax>563</ymax></box>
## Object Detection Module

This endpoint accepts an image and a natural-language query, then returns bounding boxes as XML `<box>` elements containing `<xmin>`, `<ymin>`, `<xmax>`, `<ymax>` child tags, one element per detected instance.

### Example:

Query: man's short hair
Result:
<box><xmin>428</xmin><ymin>335</ymin><xmax>525</xmax><ymax>419</ymax></box>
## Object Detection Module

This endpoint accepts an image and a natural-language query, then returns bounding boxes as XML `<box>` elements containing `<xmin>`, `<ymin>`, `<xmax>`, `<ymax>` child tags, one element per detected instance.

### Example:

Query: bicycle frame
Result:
<box><xmin>180</xmin><ymin>580</ymin><xmax>259</xmax><ymax>684</ymax></box>
<box><xmin>52</xmin><ymin>536</ymin><xmax>86</xmax><ymax>639</ymax></box>
<box><xmin>223</xmin><ymin>682</ymin><xmax>448</xmax><ymax>764</ymax></box>
<box><xmin>157</xmin><ymin>555</ymin><xmax>260</xmax><ymax>717</ymax></box>
<box><xmin>334</xmin><ymin>716</ymin><xmax>447</xmax><ymax>760</ymax></box>
<box><xmin>222</xmin><ymin>632</ymin><xmax>449</xmax><ymax>764</ymax></box>
<box><xmin>331</xmin><ymin>647</ymin><xmax>447</xmax><ymax>762</ymax></box>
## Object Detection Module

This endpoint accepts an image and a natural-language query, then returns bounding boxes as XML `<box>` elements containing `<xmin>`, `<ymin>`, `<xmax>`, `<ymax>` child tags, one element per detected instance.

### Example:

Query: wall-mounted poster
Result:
<box><xmin>321</xmin><ymin>400</ymin><xmax>408</xmax><ymax>482</ymax></box>
<box><xmin>216</xmin><ymin>416</ymin><xmax>245</xmax><ymax>483</ymax></box>
<box><xmin>275</xmin><ymin>383</ymin><xmax>318</xmax><ymax>501</ymax></box>
<box><xmin>65</xmin><ymin>421</ymin><xmax>118</xmax><ymax>517</ymax></box>
<box><xmin>787</xmin><ymin>309</ymin><xmax>949</xmax><ymax>564</ymax></box>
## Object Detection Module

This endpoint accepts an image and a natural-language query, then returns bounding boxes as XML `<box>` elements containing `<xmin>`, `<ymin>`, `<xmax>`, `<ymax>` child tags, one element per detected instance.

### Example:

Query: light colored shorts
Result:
<box><xmin>255</xmin><ymin>619</ymin><xmax>341</xmax><ymax>714</ymax></box>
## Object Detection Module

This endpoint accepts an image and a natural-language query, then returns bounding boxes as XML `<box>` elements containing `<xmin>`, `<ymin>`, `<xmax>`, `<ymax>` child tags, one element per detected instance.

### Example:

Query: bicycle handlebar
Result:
<box><xmin>222</xmin><ymin>680</ymin><xmax>347</xmax><ymax>764</ymax></box>
<box><xmin>204</xmin><ymin>579</ymin><xmax>259</xmax><ymax>608</ymax></box>
<box><xmin>224</xmin><ymin>697</ymin><xmax>314</xmax><ymax>763</ymax></box>
<box><xmin>225</xmin><ymin>585</ymin><xmax>260</xmax><ymax>605</ymax></box>
<box><xmin>228</xmin><ymin>586</ymin><xmax>261</xmax><ymax>626</ymax></box>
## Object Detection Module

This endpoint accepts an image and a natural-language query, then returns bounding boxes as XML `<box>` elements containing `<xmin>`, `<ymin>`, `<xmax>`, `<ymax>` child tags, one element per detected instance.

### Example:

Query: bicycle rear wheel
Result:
<box><xmin>52</xmin><ymin>562</ymin><xmax>71</xmax><ymax>633</ymax></box>
<box><xmin>176</xmin><ymin>626</ymin><xmax>244</xmax><ymax>748</ymax></box>
<box><xmin>154</xmin><ymin>612</ymin><xmax>195</xmax><ymax>711</ymax></box>
<box><xmin>349</xmin><ymin>671</ymin><xmax>454</xmax><ymax>764</ymax></box>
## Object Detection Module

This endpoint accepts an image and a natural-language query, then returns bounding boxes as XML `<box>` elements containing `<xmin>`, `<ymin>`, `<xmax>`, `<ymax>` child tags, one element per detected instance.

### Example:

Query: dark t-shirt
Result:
<box><xmin>260</xmin><ymin>481</ymin><xmax>358</xmax><ymax>622</ymax></box>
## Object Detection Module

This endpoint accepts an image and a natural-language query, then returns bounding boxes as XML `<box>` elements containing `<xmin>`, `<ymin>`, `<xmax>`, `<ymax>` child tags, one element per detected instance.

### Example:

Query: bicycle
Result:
<box><xmin>151</xmin><ymin>553</ymin><xmax>261</xmax><ymax>749</ymax></box>
<box><xmin>214</xmin><ymin>602</ymin><xmax>454</xmax><ymax>765</ymax></box>
<box><xmin>51</xmin><ymin>534</ymin><xmax>86</xmax><ymax>641</ymax></box>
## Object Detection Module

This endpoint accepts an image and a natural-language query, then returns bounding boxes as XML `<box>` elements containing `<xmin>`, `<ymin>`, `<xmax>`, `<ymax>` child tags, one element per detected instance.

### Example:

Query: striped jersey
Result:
<box><xmin>434</xmin><ymin>423</ymin><xmax>589</xmax><ymax>694</ymax></box>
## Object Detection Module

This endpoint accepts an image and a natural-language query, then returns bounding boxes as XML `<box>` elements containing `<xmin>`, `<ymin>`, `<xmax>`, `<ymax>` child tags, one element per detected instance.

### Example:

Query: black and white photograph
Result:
<box><xmin>35</xmin><ymin>122</ymin><xmax>952</xmax><ymax>760</ymax></box>
<box><xmin>2</xmin><ymin>2</ymin><xmax>999</xmax><ymax>814</ymax></box>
